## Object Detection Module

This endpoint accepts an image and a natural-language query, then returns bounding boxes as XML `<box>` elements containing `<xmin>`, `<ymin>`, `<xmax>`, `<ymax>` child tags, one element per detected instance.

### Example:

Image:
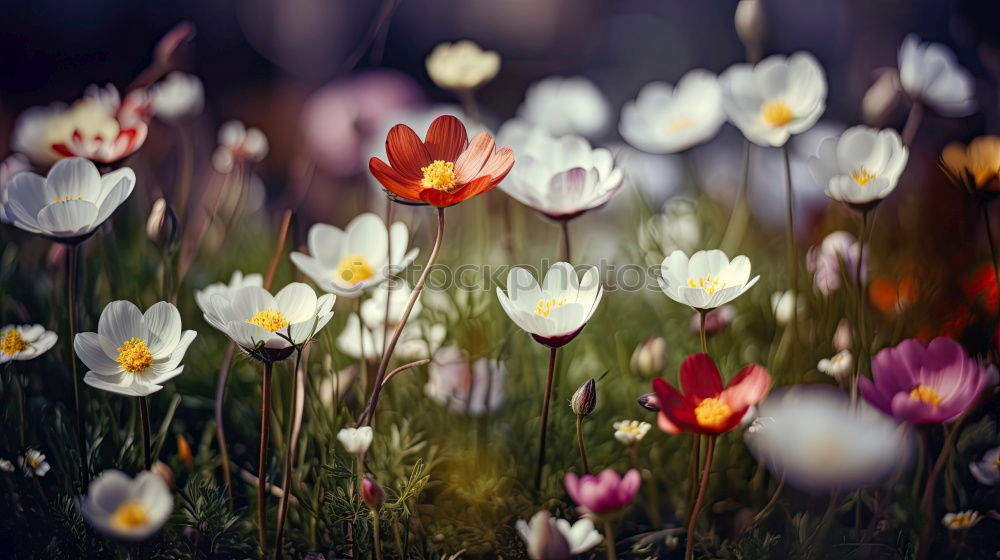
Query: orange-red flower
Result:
<box><xmin>369</xmin><ymin>115</ymin><xmax>514</xmax><ymax>207</ymax></box>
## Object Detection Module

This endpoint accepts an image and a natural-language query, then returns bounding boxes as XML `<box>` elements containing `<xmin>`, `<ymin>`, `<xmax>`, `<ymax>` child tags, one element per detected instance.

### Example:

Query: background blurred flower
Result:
<box><xmin>0</xmin><ymin>324</ymin><xmax>57</xmax><ymax>363</ymax></box>
<box><xmin>940</xmin><ymin>136</ymin><xmax>1000</xmax><ymax>197</ymax></box>
<box><xmin>0</xmin><ymin>458</ymin><xmax>13</xmax><ymax>472</ymax></box>
<box><xmin>861</xmin><ymin>69</ymin><xmax>903</xmax><ymax>127</ymax></box>
<box><xmin>564</xmin><ymin>469</ymin><xmax>641</xmax><ymax>515</ymax></box>
<box><xmin>425</xmin><ymin>346</ymin><xmax>506</xmax><ymax>416</ymax></box>
<box><xmin>638</xmin><ymin>198</ymin><xmax>701</xmax><ymax>264</ymax></box>
<box><xmin>630</xmin><ymin>336</ymin><xmax>665</xmax><ymax>377</ymax></box>
<box><xmin>808</xmin><ymin>125</ymin><xmax>908</xmax><ymax>206</ymax></box>
<box><xmin>770</xmin><ymin>290</ymin><xmax>803</xmax><ymax>326</ymax></box>
<box><xmin>898</xmin><ymin>34</ymin><xmax>976</xmax><ymax>117</ymax></box>
<box><xmin>806</xmin><ymin>230</ymin><xmax>865</xmax><ymax>296</ymax></box>
<box><xmin>688</xmin><ymin>305</ymin><xmax>736</xmax><ymax>335</ymax></box>
<box><xmin>145</xmin><ymin>198</ymin><xmax>177</xmax><ymax>249</ymax></box>
<box><xmin>817</xmin><ymin>349</ymin><xmax>853</xmax><ymax>383</ymax></box>
<box><xmin>194</xmin><ymin>271</ymin><xmax>263</xmax><ymax>316</ymax></box>
<box><xmin>360</xmin><ymin>280</ymin><xmax>423</xmax><ymax>328</ymax></box>
<box><xmin>516</xmin><ymin>511</ymin><xmax>601</xmax><ymax>557</ymax></box>
<box><xmin>515</xmin><ymin>76</ymin><xmax>610</xmax><ymax>139</ymax></box>
<box><xmin>613</xmin><ymin>420</ymin><xmax>651</xmax><ymax>446</ymax></box>
<box><xmin>336</xmin><ymin>311</ymin><xmax>444</xmax><ymax>361</ymax></box>
<box><xmin>515</xmin><ymin>510</ymin><xmax>572</xmax><ymax>560</ymax></box>
<box><xmin>337</xmin><ymin>426</ymin><xmax>372</xmax><ymax>455</ymax></box>
<box><xmin>78</xmin><ymin>470</ymin><xmax>172</xmax><ymax>540</ymax></box>
<box><xmin>213</xmin><ymin>121</ymin><xmax>269</xmax><ymax>173</ymax></box>
<box><xmin>969</xmin><ymin>445</ymin><xmax>1000</xmax><ymax>486</ymax></box>
<box><xmin>619</xmin><ymin>70</ymin><xmax>725</xmax><ymax>154</ymax></box>
<box><xmin>149</xmin><ymin>72</ymin><xmax>204</xmax><ymax>123</ymax></box>
<box><xmin>658</xmin><ymin>249</ymin><xmax>759</xmax><ymax>311</ymax></box>
<box><xmin>942</xmin><ymin>510</ymin><xmax>982</xmax><ymax>530</ymax></box>
<box><xmin>18</xmin><ymin>449</ymin><xmax>49</xmax><ymax>477</ymax></box>
<box><xmin>496</xmin><ymin>262</ymin><xmax>603</xmax><ymax>348</ymax></box>
<box><xmin>426</xmin><ymin>40</ymin><xmax>500</xmax><ymax>91</ymax></box>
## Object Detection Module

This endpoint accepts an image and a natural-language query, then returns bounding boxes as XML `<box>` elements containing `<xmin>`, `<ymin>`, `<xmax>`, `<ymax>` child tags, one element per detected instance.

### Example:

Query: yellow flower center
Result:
<box><xmin>116</xmin><ymin>338</ymin><xmax>153</xmax><ymax>374</ymax></box>
<box><xmin>850</xmin><ymin>167</ymin><xmax>877</xmax><ymax>186</ymax></box>
<box><xmin>947</xmin><ymin>512</ymin><xmax>977</xmax><ymax>530</ymax></box>
<box><xmin>761</xmin><ymin>101</ymin><xmax>794</xmax><ymax>127</ymax></box>
<box><xmin>618</xmin><ymin>421</ymin><xmax>645</xmax><ymax>437</ymax></box>
<box><xmin>53</xmin><ymin>196</ymin><xmax>84</xmax><ymax>202</ymax></box>
<box><xmin>336</xmin><ymin>254</ymin><xmax>374</xmax><ymax>285</ymax></box>
<box><xmin>909</xmin><ymin>385</ymin><xmax>942</xmax><ymax>407</ymax></box>
<box><xmin>247</xmin><ymin>309</ymin><xmax>289</xmax><ymax>333</ymax></box>
<box><xmin>110</xmin><ymin>500</ymin><xmax>150</xmax><ymax>531</ymax></box>
<box><xmin>694</xmin><ymin>397</ymin><xmax>732</xmax><ymax>430</ymax></box>
<box><xmin>534</xmin><ymin>297</ymin><xmax>567</xmax><ymax>318</ymax></box>
<box><xmin>420</xmin><ymin>160</ymin><xmax>457</xmax><ymax>191</ymax></box>
<box><xmin>27</xmin><ymin>457</ymin><xmax>40</xmax><ymax>469</ymax></box>
<box><xmin>688</xmin><ymin>274</ymin><xmax>723</xmax><ymax>295</ymax></box>
<box><xmin>666</xmin><ymin>117</ymin><xmax>695</xmax><ymax>132</ymax></box>
<box><xmin>1</xmin><ymin>330</ymin><xmax>29</xmax><ymax>356</ymax></box>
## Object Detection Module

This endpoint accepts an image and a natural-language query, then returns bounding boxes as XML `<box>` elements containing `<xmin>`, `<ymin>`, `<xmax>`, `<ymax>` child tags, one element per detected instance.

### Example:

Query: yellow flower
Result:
<box><xmin>940</xmin><ymin>136</ymin><xmax>1000</xmax><ymax>197</ymax></box>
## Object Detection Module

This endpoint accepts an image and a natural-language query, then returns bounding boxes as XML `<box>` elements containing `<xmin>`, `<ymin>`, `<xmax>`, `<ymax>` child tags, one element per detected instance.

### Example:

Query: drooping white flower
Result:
<box><xmin>620</xmin><ymin>70</ymin><xmax>726</xmax><ymax>154</ymax></box>
<box><xmin>497</xmin><ymin>122</ymin><xmax>624</xmax><ymax>220</ymax></box>
<box><xmin>0</xmin><ymin>324</ymin><xmax>57</xmax><ymax>363</ymax></box>
<box><xmin>817</xmin><ymin>350</ymin><xmax>853</xmax><ymax>383</ymax></box>
<box><xmin>202</xmin><ymin>282</ymin><xmax>334</xmax><ymax>363</ymax></box>
<box><xmin>337</xmin><ymin>426</ymin><xmax>373</xmax><ymax>455</ymax></box>
<box><xmin>516</xmin><ymin>76</ymin><xmax>610</xmax><ymax>139</ymax></box>
<box><xmin>150</xmin><ymin>72</ymin><xmax>204</xmax><ymax>123</ymax></box>
<box><xmin>290</xmin><ymin>213</ymin><xmax>418</xmax><ymax>297</ymax></box>
<box><xmin>941</xmin><ymin>510</ymin><xmax>982</xmax><ymax>531</ymax></box>
<box><xmin>212</xmin><ymin>121</ymin><xmax>268</xmax><ymax>173</ymax></box>
<box><xmin>76</xmin><ymin>301</ymin><xmax>197</xmax><ymax>397</ymax></box>
<box><xmin>969</xmin><ymin>445</ymin><xmax>1000</xmax><ymax>486</ymax></box>
<box><xmin>516</xmin><ymin>510</ymin><xmax>600</xmax><ymax>557</ymax></box>
<box><xmin>18</xmin><ymin>448</ymin><xmax>50</xmax><ymax>477</ymax></box>
<box><xmin>425</xmin><ymin>346</ymin><xmax>506</xmax><ymax>416</ymax></box>
<box><xmin>496</xmin><ymin>262</ymin><xmax>603</xmax><ymax>348</ymax></box>
<box><xmin>898</xmin><ymin>34</ymin><xmax>976</xmax><ymax>117</ymax></box>
<box><xmin>613</xmin><ymin>420</ymin><xmax>651</xmax><ymax>446</ymax></box>
<box><xmin>194</xmin><ymin>271</ymin><xmax>264</xmax><ymax>317</ymax></box>
<box><xmin>658</xmin><ymin>249</ymin><xmax>759</xmax><ymax>311</ymax></box>
<box><xmin>1</xmin><ymin>157</ymin><xmax>135</xmax><ymax>241</ymax></box>
<box><xmin>806</xmin><ymin>231</ymin><xmax>865</xmax><ymax>296</ymax></box>
<box><xmin>78</xmin><ymin>470</ymin><xmax>173</xmax><ymax>540</ymax></box>
<box><xmin>808</xmin><ymin>125</ymin><xmax>908</xmax><ymax>206</ymax></box>
<box><xmin>720</xmin><ymin>52</ymin><xmax>827</xmax><ymax>147</ymax></box>
<box><xmin>426</xmin><ymin>40</ymin><xmax>501</xmax><ymax>91</ymax></box>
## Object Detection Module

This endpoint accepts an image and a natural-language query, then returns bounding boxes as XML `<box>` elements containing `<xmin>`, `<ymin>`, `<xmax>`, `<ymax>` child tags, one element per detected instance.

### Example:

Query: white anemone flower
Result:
<box><xmin>290</xmin><ymin>213</ymin><xmax>418</xmax><ymax>297</ymax></box>
<box><xmin>517</xmin><ymin>511</ymin><xmax>601</xmax><ymax>556</ymax></box>
<box><xmin>808</xmin><ymin>125</ymin><xmax>908</xmax><ymax>206</ymax></box>
<box><xmin>720</xmin><ymin>52</ymin><xmax>827</xmax><ymax>147</ymax></box>
<box><xmin>19</xmin><ymin>448</ymin><xmax>50</xmax><ymax>477</ymax></box>
<box><xmin>745</xmin><ymin>385</ymin><xmax>914</xmax><ymax>492</ymax></box>
<box><xmin>496</xmin><ymin>262</ymin><xmax>603</xmax><ymax>348</ymax></box>
<box><xmin>1</xmin><ymin>324</ymin><xmax>57</xmax><ymax>363</ymax></box>
<box><xmin>658</xmin><ymin>249</ymin><xmax>759</xmax><ymax>311</ymax></box>
<box><xmin>337</xmin><ymin>426</ymin><xmax>373</xmax><ymax>455</ymax></box>
<box><xmin>76</xmin><ymin>301</ymin><xmax>197</xmax><ymax>397</ymax></box>
<box><xmin>78</xmin><ymin>470</ymin><xmax>173</xmax><ymax>541</ymax></box>
<box><xmin>426</xmin><ymin>40</ymin><xmax>501</xmax><ymax>91</ymax></box>
<box><xmin>942</xmin><ymin>510</ymin><xmax>982</xmax><ymax>531</ymax></box>
<box><xmin>425</xmin><ymin>346</ymin><xmax>506</xmax><ymax>416</ymax></box>
<box><xmin>1</xmin><ymin>157</ymin><xmax>135</xmax><ymax>241</ymax></box>
<box><xmin>194</xmin><ymin>270</ymin><xmax>263</xmax><ymax>317</ymax></box>
<box><xmin>969</xmin><ymin>445</ymin><xmax>1000</xmax><ymax>486</ymax></box>
<box><xmin>898</xmin><ymin>34</ymin><xmax>976</xmax><ymax>117</ymax></box>
<box><xmin>516</xmin><ymin>76</ymin><xmax>610</xmax><ymax>139</ymax></box>
<box><xmin>613</xmin><ymin>420</ymin><xmax>651</xmax><ymax>446</ymax></box>
<box><xmin>150</xmin><ymin>71</ymin><xmax>204</xmax><ymax>123</ymax></box>
<box><xmin>497</xmin><ymin>122</ymin><xmax>624</xmax><ymax>220</ymax></box>
<box><xmin>620</xmin><ymin>70</ymin><xmax>726</xmax><ymax>154</ymax></box>
<box><xmin>202</xmin><ymin>282</ymin><xmax>334</xmax><ymax>363</ymax></box>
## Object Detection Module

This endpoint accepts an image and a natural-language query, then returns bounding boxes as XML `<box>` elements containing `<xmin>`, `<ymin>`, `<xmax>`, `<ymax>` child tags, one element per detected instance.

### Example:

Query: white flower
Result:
<box><xmin>1</xmin><ymin>157</ymin><xmax>135</xmax><ymax>240</ymax></box>
<box><xmin>806</xmin><ymin>231</ymin><xmax>865</xmax><ymax>296</ymax></box>
<box><xmin>898</xmin><ymin>34</ymin><xmax>976</xmax><ymax>117</ymax></box>
<box><xmin>202</xmin><ymin>282</ymin><xmax>335</xmax><ymax>363</ymax></box>
<box><xmin>808</xmin><ymin>125</ymin><xmax>908</xmax><ymax>205</ymax></box>
<box><xmin>0</xmin><ymin>154</ymin><xmax>31</xmax><ymax>220</ymax></box>
<box><xmin>291</xmin><ymin>213</ymin><xmax>418</xmax><ymax>297</ymax></box>
<box><xmin>720</xmin><ymin>52</ymin><xmax>827</xmax><ymax>147</ymax></box>
<box><xmin>630</xmin><ymin>336</ymin><xmax>665</xmax><ymax>377</ymax></box>
<box><xmin>194</xmin><ymin>271</ymin><xmax>264</xmax><ymax>317</ymax></box>
<box><xmin>516</xmin><ymin>76</ymin><xmax>610</xmax><ymax>139</ymax></box>
<box><xmin>496</xmin><ymin>262</ymin><xmax>603</xmax><ymax>348</ymax></box>
<box><xmin>0</xmin><ymin>324</ymin><xmax>57</xmax><ymax>363</ymax></box>
<box><xmin>426</xmin><ymin>40</ymin><xmax>500</xmax><ymax>91</ymax></box>
<box><xmin>76</xmin><ymin>301</ymin><xmax>197</xmax><ymax>397</ymax></box>
<box><xmin>212</xmin><ymin>121</ymin><xmax>268</xmax><ymax>173</ymax></box>
<box><xmin>78</xmin><ymin>470</ymin><xmax>173</xmax><ymax>540</ymax></box>
<box><xmin>817</xmin><ymin>350</ymin><xmax>853</xmax><ymax>383</ymax></box>
<box><xmin>658</xmin><ymin>249</ymin><xmax>759</xmax><ymax>310</ymax></box>
<box><xmin>497</xmin><ymin>122</ymin><xmax>624</xmax><ymax>219</ymax></box>
<box><xmin>942</xmin><ymin>510</ymin><xmax>982</xmax><ymax>531</ymax></box>
<box><xmin>969</xmin><ymin>445</ymin><xmax>1000</xmax><ymax>486</ymax></box>
<box><xmin>638</xmin><ymin>198</ymin><xmax>701</xmax><ymax>264</ymax></box>
<box><xmin>425</xmin><ymin>346</ymin><xmax>506</xmax><ymax>416</ymax></box>
<box><xmin>337</xmin><ymin>426</ymin><xmax>373</xmax><ymax>455</ymax></box>
<box><xmin>0</xmin><ymin>458</ymin><xmax>13</xmax><ymax>472</ymax></box>
<box><xmin>770</xmin><ymin>290</ymin><xmax>803</xmax><ymax>326</ymax></box>
<box><xmin>150</xmin><ymin>72</ymin><xmax>204</xmax><ymax>123</ymax></box>
<box><xmin>360</xmin><ymin>281</ymin><xmax>423</xmax><ymax>328</ymax></box>
<box><xmin>613</xmin><ymin>420</ymin><xmax>651</xmax><ymax>446</ymax></box>
<box><xmin>516</xmin><ymin>511</ymin><xmax>600</xmax><ymax>557</ymax></box>
<box><xmin>336</xmin><ymin>312</ymin><xmax>445</xmax><ymax>362</ymax></box>
<box><xmin>19</xmin><ymin>449</ymin><xmax>50</xmax><ymax>477</ymax></box>
<box><xmin>620</xmin><ymin>70</ymin><xmax>726</xmax><ymax>154</ymax></box>
<box><xmin>745</xmin><ymin>385</ymin><xmax>913</xmax><ymax>492</ymax></box>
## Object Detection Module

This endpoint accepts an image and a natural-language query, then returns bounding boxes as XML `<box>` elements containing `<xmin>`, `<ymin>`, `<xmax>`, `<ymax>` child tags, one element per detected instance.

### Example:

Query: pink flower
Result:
<box><xmin>860</xmin><ymin>337</ymin><xmax>997</xmax><ymax>424</ymax></box>
<box><xmin>563</xmin><ymin>469</ymin><xmax>641</xmax><ymax>515</ymax></box>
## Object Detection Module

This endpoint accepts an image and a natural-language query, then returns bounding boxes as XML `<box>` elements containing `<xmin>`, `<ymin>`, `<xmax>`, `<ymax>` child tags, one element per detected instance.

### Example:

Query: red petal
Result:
<box><xmin>418</xmin><ymin>175</ymin><xmax>493</xmax><ymax>208</ymax></box>
<box><xmin>652</xmin><ymin>378</ymin><xmax>700</xmax><ymax>433</ymax></box>
<box><xmin>386</xmin><ymin>124</ymin><xmax>431</xmax><ymax>181</ymax></box>
<box><xmin>481</xmin><ymin>147</ymin><xmax>515</xmax><ymax>189</ymax></box>
<box><xmin>679</xmin><ymin>353</ymin><xmax>723</xmax><ymax>400</ymax></box>
<box><xmin>369</xmin><ymin>157</ymin><xmax>423</xmax><ymax>202</ymax></box>
<box><xmin>719</xmin><ymin>364</ymin><xmax>771</xmax><ymax>411</ymax></box>
<box><xmin>424</xmin><ymin>115</ymin><xmax>468</xmax><ymax>162</ymax></box>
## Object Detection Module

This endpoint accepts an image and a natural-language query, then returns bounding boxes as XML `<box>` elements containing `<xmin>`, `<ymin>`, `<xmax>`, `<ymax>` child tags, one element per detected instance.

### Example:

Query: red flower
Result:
<box><xmin>652</xmin><ymin>353</ymin><xmax>771</xmax><ymax>435</ymax></box>
<box><xmin>368</xmin><ymin>115</ymin><xmax>514</xmax><ymax>207</ymax></box>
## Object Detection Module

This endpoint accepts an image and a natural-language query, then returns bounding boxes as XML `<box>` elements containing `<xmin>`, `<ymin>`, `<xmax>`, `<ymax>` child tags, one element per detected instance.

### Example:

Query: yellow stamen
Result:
<box><xmin>420</xmin><ymin>160</ymin><xmax>457</xmax><ymax>191</ymax></box>
<box><xmin>946</xmin><ymin>512</ymin><xmax>977</xmax><ymax>530</ymax></box>
<box><xmin>52</xmin><ymin>196</ymin><xmax>84</xmax><ymax>202</ymax></box>
<box><xmin>27</xmin><ymin>458</ymin><xmax>40</xmax><ymax>469</ymax></box>
<box><xmin>687</xmin><ymin>274</ymin><xmax>723</xmax><ymax>295</ymax></box>
<box><xmin>909</xmin><ymin>385</ymin><xmax>942</xmax><ymax>407</ymax></box>
<box><xmin>1</xmin><ymin>330</ymin><xmax>29</xmax><ymax>356</ymax></box>
<box><xmin>335</xmin><ymin>254</ymin><xmax>374</xmax><ymax>285</ymax></box>
<box><xmin>534</xmin><ymin>297</ymin><xmax>567</xmax><ymax>318</ymax></box>
<box><xmin>617</xmin><ymin>421</ymin><xmax>645</xmax><ymax>437</ymax></box>
<box><xmin>850</xmin><ymin>167</ymin><xmax>877</xmax><ymax>186</ymax></box>
<box><xmin>247</xmin><ymin>309</ymin><xmax>289</xmax><ymax>333</ymax></box>
<box><xmin>694</xmin><ymin>397</ymin><xmax>732</xmax><ymax>430</ymax></box>
<box><xmin>761</xmin><ymin>101</ymin><xmax>794</xmax><ymax>127</ymax></box>
<box><xmin>110</xmin><ymin>501</ymin><xmax>150</xmax><ymax>531</ymax></box>
<box><xmin>116</xmin><ymin>338</ymin><xmax>153</xmax><ymax>374</ymax></box>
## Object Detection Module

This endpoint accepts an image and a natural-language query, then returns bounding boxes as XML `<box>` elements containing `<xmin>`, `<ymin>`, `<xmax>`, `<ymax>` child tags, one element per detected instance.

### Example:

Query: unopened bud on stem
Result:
<box><xmin>570</xmin><ymin>378</ymin><xmax>596</xmax><ymax>417</ymax></box>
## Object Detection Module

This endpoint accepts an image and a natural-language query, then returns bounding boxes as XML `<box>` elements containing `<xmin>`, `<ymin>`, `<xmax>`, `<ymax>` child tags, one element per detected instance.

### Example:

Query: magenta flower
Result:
<box><xmin>564</xmin><ymin>469</ymin><xmax>641</xmax><ymax>515</ymax></box>
<box><xmin>860</xmin><ymin>337</ymin><xmax>997</xmax><ymax>424</ymax></box>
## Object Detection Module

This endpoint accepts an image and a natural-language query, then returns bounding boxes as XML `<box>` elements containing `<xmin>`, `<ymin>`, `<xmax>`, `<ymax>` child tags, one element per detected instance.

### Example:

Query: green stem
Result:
<box><xmin>14</xmin><ymin>368</ymin><xmax>25</xmax><ymax>449</ymax></box>
<box><xmin>575</xmin><ymin>415</ymin><xmax>590</xmax><ymax>473</ymax></box>
<box><xmin>215</xmin><ymin>343</ymin><xmax>236</xmax><ymax>502</ymax></box>
<box><xmin>534</xmin><ymin>347</ymin><xmax>559</xmax><ymax>492</ymax></box>
<box><xmin>699</xmin><ymin>310</ymin><xmax>708</xmax><ymax>354</ymax></box>
<box><xmin>138</xmin><ymin>396</ymin><xmax>152</xmax><ymax>470</ymax></box>
<box><xmin>66</xmin><ymin>243</ymin><xmax>85</xmax><ymax>470</ymax></box>
<box><xmin>274</xmin><ymin>348</ymin><xmax>303</xmax><ymax>557</ymax></box>
<box><xmin>258</xmin><ymin>361</ymin><xmax>274</xmax><ymax>559</ymax></box>
<box><xmin>782</xmin><ymin>144</ymin><xmax>798</xmax><ymax>363</ymax></box>
<box><xmin>561</xmin><ymin>220</ymin><xmax>572</xmax><ymax>262</ymax></box>
<box><xmin>918</xmin><ymin>422</ymin><xmax>961</xmax><ymax>560</ymax></box>
<box><xmin>372</xmin><ymin>509</ymin><xmax>384</xmax><ymax>560</ymax></box>
<box><xmin>853</xmin><ymin>210</ymin><xmax>868</xmax><ymax>405</ymax></box>
<box><xmin>603</xmin><ymin>518</ymin><xmax>617</xmax><ymax>560</ymax></box>
<box><xmin>686</xmin><ymin>435</ymin><xmax>716</xmax><ymax>560</ymax></box>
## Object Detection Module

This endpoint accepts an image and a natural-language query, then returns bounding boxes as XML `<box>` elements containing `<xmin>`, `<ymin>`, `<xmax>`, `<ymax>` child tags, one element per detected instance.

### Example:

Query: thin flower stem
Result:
<box><xmin>357</xmin><ymin>297</ymin><xmax>368</xmax><ymax>399</ymax></box>
<box><xmin>918</xmin><ymin>422</ymin><xmax>962</xmax><ymax>560</ymax></box>
<box><xmin>720</xmin><ymin>141</ymin><xmax>752</xmax><ymax>255</ymax></box>
<box><xmin>258</xmin><ymin>361</ymin><xmax>274</xmax><ymax>559</ymax></box>
<box><xmin>746</xmin><ymin>475</ymin><xmax>785</xmax><ymax>532</ymax></box>
<box><xmin>782</xmin><ymin>144</ymin><xmax>798</xmax><ymax>359</ymax></box>
<box><xmin>138</xmin><ymin>396</ymin><xmax>152</xmax><ymax>470</ymax></box>
<box><xmin>575</xmin><ymin>415</ymin><xmax>590</xmax><ymax>473</ymax></box>
<box><xmin>852</xmin><ymin>210</ymin><xmax>868</xmax><ymax>405</ymax></box>
<box><xmin>982</xmin><ymin>203</ymin><xmax>1000</xmax><ymax>345</ymax></box>
<box><xmin>66</xmin><ymin>243</ymin><xmax>84</xmax><ymax>465</ymax></box>
<box><xmin>215</xmin><ymin>343</ymin><xmax>236</xmax><ymax>502</ymax></box>
<box><xmin>534</xmin><ymin>347</ymin><xmax>559</xmax><ymax>492</ymax></box>
<box><xmin>603</xmin><ymin>518</ymin><xmax>617</xmax><ymax>560</ymax></box>
<box><xmin>900</xmin><ymin>101</ymin><xmax>924</xmax><ymax>148</ymax></box>
<box><xmin>457</xmin><ymin>88</ymin><xmax>481</xmax><ymax>126</ymax></box>
<box><xmin>274</xmin><ymin>349</ymin><xmax>303</xmax><ymax>557</ymax></box>
<box><xmin>380</xmin><ymin>359</ymin><xmax>430</xmax><ymax>389</ymax></box>
<box><xmin>382</xmin><ymin>199</ymin><xmax>394</xmax><ymax>358</ymax></box>
<box><xmin>11</xmin><ymin>368</ymin><xmax>25</xmax><ymax>449</ymax></box>
<box><xmin>264</xmin><ymin>210</ymin><xmax>294</xmax><ymax>289</ymax></box>
<box><xmin>686</xmin><ymin>435</ymin><xmax>716</xmax><ymax>560</ymax></box>
<box><xmin>561</xmin><ymin>220</ymin><xmax>572</xmax><ymax>262</ymax></box>
<box><xmin>686</xmin><ymin>435</ymin><xmax>701</xmax><ymax>514</ymax></box>
<box><xmin>372</xmin><ymin>509</ymin><xmax>384</xmax><ymax>560</ymax></box>
<box><xmin>699</xmin><ymin>310</ymin><xmax>708</xmax><ymax>354</ymax></box>
<box><xmin>358</xmin><ymin>207</ymin><xmax>446</xmax><ymax>428</ymax></box>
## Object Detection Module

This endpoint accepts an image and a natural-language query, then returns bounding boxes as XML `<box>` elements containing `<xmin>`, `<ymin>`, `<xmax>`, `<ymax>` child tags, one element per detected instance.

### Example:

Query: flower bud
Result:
<box><xmin>176</xmin><ymin>434</ymin><xmax>193</xmax><ymax>471</ymax></box>
<box><xmin>834</xmin><ymin>318</ymin><xmax>852</xmax><ymax>351</ymax></box>
<box><xmin>862</xmin><ymin>69</ymin><xmax>902</xmax><ymax>128</ymax></box>
<box><xmin>361</xmin><ymin>474</ymin><xmax>384</xmax><ymax>511</ymax></box>
<box><xmin>570</xmin><ymin>378</ymin><xmax>596</xmax><ymax>417</ymax></box>
<box><xmin>734</xmin><ymin>0</ymin><xmax>766</xmax><ymax>62</ymax></box>
<box><xmin>630</xmin><ymin>337</ymin><xmax>665</xmax><ymax>377</ymax></box>
<box><xmin>151</xmin><ymin>460</ymin><xmax>175</xmax><ymax>490</ymax></box>
<box><xmin>146</xmin><ymin>198</ymin><xmax>178</xmax><ymax>249</ymax></box>
<box><xmin>636</xmin><ymin>392</ymin><xmax>660</xmax><ymax>412</ymax></box>
<box><xmin>523</xmin><ymin>511</ymin><xmax>571</xmax><ymax>560</ymax></box>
